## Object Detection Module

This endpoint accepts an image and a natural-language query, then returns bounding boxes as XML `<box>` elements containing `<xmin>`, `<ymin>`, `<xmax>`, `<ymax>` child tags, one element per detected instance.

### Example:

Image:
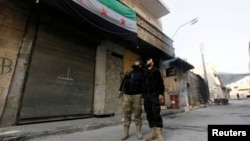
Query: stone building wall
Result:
<box><xmin>188</xmin><ymin>71</ymin><xmax>202</xmax><ymax>106</ymax></box>
<box><xmin>0</xmin><ymin>0</ymin><xmax>31</xmax><ymax>119</ymax></box>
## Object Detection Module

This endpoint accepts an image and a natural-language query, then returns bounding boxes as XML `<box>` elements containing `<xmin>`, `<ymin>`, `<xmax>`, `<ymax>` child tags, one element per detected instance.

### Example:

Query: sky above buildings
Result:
<box><xmin>161</xmin><ymin>0</ymin><xmax>250</xmax><ymax>73</ymax></box>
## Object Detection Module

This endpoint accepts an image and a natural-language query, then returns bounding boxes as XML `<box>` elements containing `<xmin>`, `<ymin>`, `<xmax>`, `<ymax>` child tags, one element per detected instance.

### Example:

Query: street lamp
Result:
<box><xmin>171</xmin><ymin>17</ymin><xmax>198</xmax><ymax>39</ymax></box>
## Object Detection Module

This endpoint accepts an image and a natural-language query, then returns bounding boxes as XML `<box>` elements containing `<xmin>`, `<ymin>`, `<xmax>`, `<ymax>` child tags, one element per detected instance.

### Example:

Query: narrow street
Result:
<box><xmin>27</xmin><ymin>99</ymin><xmax>250</xmax><ymax>141</ymax></box>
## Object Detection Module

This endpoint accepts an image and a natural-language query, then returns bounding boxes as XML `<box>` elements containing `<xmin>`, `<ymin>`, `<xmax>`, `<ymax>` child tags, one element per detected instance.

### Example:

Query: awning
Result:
<box><xmin>214</xmin><ymin>72</ymin><xmax>250</xmax><ymax>85</ymax></box>
<box><xmin>39</xmin><ymin>0</ymin><xmax>137</xmax><ymax>44</ymax></box>
<box><xmin>162</xmin><ymin>57</ymin><xmax>194</xmax><ymax>72</ymax></box>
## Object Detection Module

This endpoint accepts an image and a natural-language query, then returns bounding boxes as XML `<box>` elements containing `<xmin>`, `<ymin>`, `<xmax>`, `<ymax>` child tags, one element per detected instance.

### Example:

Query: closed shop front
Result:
<box><xmin>18</xmin><ymin>9</ymin><xmax>97</xmax><ymax>124</ymax></box>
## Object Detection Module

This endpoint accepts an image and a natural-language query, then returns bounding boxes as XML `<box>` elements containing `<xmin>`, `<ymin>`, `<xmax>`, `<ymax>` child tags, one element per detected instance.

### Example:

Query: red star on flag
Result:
<box><xmin>101</xmin><ymin>7</ymin><xmax>108</xmax><ymax>17</ymax></box>
<box><xmin>120</xmin><ymin>18</ymin><xmax>126</xmax><ymax>26</ymax></box>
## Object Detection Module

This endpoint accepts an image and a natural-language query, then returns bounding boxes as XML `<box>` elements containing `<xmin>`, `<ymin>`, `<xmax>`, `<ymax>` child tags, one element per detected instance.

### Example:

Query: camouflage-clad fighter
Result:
<box><xmin>118</xmin><ymin>59</ymin><xmax>145</xmax><ymax>140</ymax></box>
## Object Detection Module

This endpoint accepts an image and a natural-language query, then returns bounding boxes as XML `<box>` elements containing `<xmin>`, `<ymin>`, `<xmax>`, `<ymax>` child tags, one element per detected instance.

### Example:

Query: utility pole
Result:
<box><xmin>248</xmin><ymin>42</ymin><xmax>250</xmax><ymax>94</ymax></box>
<box><xmin>200</xmin><ymin>43</ymin><xmax>210</xmax><ymax>102</ymax></box>
<box><xmin>199</xmin><ymin>43</ymin><xmax>208</xmax><ymax>83</ymax></box>
<box><xmin>248</xmin><ymin>42</ymin><xmax>250</xmax><ymax>72</ymax></box>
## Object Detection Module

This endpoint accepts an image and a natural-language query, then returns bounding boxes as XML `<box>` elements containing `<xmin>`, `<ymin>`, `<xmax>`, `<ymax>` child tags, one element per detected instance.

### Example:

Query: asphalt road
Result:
<box><xmin>27</xmin><ymin>99</ymin><xmax>250</xmax><ymax>141</ymax></box>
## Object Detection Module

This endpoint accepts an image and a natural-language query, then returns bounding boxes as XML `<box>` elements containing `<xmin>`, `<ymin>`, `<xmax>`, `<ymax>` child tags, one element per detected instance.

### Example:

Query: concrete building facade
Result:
<box><xmin>0</xmin><ymin>0</ymin><xmax>175</xmax><ymax>127</ymax></box>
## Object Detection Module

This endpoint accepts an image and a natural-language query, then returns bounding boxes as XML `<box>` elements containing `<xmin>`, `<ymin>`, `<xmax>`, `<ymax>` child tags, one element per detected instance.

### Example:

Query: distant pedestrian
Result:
<box><xmin>118</xmin><ymin>59</ymin><xmax>144</xmax><ymax>140</ymax></box>
<box><xmin>141</xmin><ymin>57</ymin><xmax>165</xmax><ymax>141</ymax></box>
<box><xmin>237</xmin><ymin>93</ymin><xmax>240</xmax><ymax>100</ymax></box>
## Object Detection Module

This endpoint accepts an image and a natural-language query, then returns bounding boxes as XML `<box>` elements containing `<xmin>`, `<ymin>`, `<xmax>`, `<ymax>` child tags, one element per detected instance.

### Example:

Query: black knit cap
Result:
<box><xmin>137</xmin><ymin>57</ymin><xmax>145</xmax><ymax>67</ymax></box>
<box><xmin>151</xmin><ymin>57</ymin><xmax>159</xmax><ymax>68</ymax></box>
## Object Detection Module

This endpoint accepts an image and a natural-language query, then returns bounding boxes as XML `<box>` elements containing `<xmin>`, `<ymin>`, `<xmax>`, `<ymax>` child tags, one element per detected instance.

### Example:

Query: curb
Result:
<box><xmin>0</xmin><ymin>119</ymin><xmax>121</xmax><ymax>141</ymax></box>
<box><xmin>0</xmin><ymin>109</ymin><xmax>185</xmax><ymax>141</ymax></box>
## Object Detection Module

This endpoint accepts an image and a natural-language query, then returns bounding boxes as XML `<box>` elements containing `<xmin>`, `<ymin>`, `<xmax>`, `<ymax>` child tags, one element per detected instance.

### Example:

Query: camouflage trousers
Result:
<box><xmin>122</xmin><ymin>94</ymin><xmax>142</xmax><ymax>127</ymax></box>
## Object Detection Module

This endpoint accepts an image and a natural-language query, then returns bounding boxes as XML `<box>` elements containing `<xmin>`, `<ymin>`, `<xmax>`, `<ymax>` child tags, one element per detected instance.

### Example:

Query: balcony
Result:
<box><xmin>133</xmin><ymin>0</ymin><xmax>170</xmax><ymax>18</ymax></box>
<box><xmin>137</xmin><ymin>15</ymin><xmax>174</xmax><ymax>58</ymax></box>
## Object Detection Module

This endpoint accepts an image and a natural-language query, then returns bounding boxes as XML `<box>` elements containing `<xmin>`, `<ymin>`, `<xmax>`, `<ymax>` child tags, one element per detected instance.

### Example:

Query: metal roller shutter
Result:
<box><xmin>18</xmin><ymin>12</ymin><xmax>97</xmax><ymax>124</ymax></box>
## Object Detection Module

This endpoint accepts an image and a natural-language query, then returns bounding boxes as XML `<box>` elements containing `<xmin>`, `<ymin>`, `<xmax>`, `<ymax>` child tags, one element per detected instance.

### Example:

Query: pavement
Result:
<box><xmin>0</xmin><ymin>107</ymin><xmax>192</xmax><ymax>141</ymax></box>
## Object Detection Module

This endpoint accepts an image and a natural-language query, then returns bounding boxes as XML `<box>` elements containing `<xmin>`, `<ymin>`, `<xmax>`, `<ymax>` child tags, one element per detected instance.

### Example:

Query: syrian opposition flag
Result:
<box><xmin>39</xmin><ymin>0</ymin><xmax>138</xmax><ymax>44</ymax></box>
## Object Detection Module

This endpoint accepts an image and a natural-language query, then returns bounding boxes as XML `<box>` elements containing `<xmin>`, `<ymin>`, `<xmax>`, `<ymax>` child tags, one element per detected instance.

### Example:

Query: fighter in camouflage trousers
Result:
<box><xmin>118</xmin><ymin>59</ymin><xmax>144</xmax><ymax>140</ymax></box>
<box><xmin>123</xmin><ymin>94</ymin><xmax>142</xmax><ymax>137</ymax></box>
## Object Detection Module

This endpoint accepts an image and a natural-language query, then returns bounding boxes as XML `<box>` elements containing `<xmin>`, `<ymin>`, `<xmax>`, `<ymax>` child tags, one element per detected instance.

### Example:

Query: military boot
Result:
<box><xmin>136</xmin><ymin>125</ymin><xmax>143</xmax><ymax>140</ymax></box>
<box><xmin>145</xmin><ymin>127</ymin><xmax>158</xmax><ymax>141</ymax></box>
<box><xmin>121</xmin><ymin>126</ymin><xmax>129</xmax><ymax>140</ymax></box>
<box><xmin>156</xmin><ymin>127</ymin><xmax>164</xmax><ymax>141</ymax></box>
